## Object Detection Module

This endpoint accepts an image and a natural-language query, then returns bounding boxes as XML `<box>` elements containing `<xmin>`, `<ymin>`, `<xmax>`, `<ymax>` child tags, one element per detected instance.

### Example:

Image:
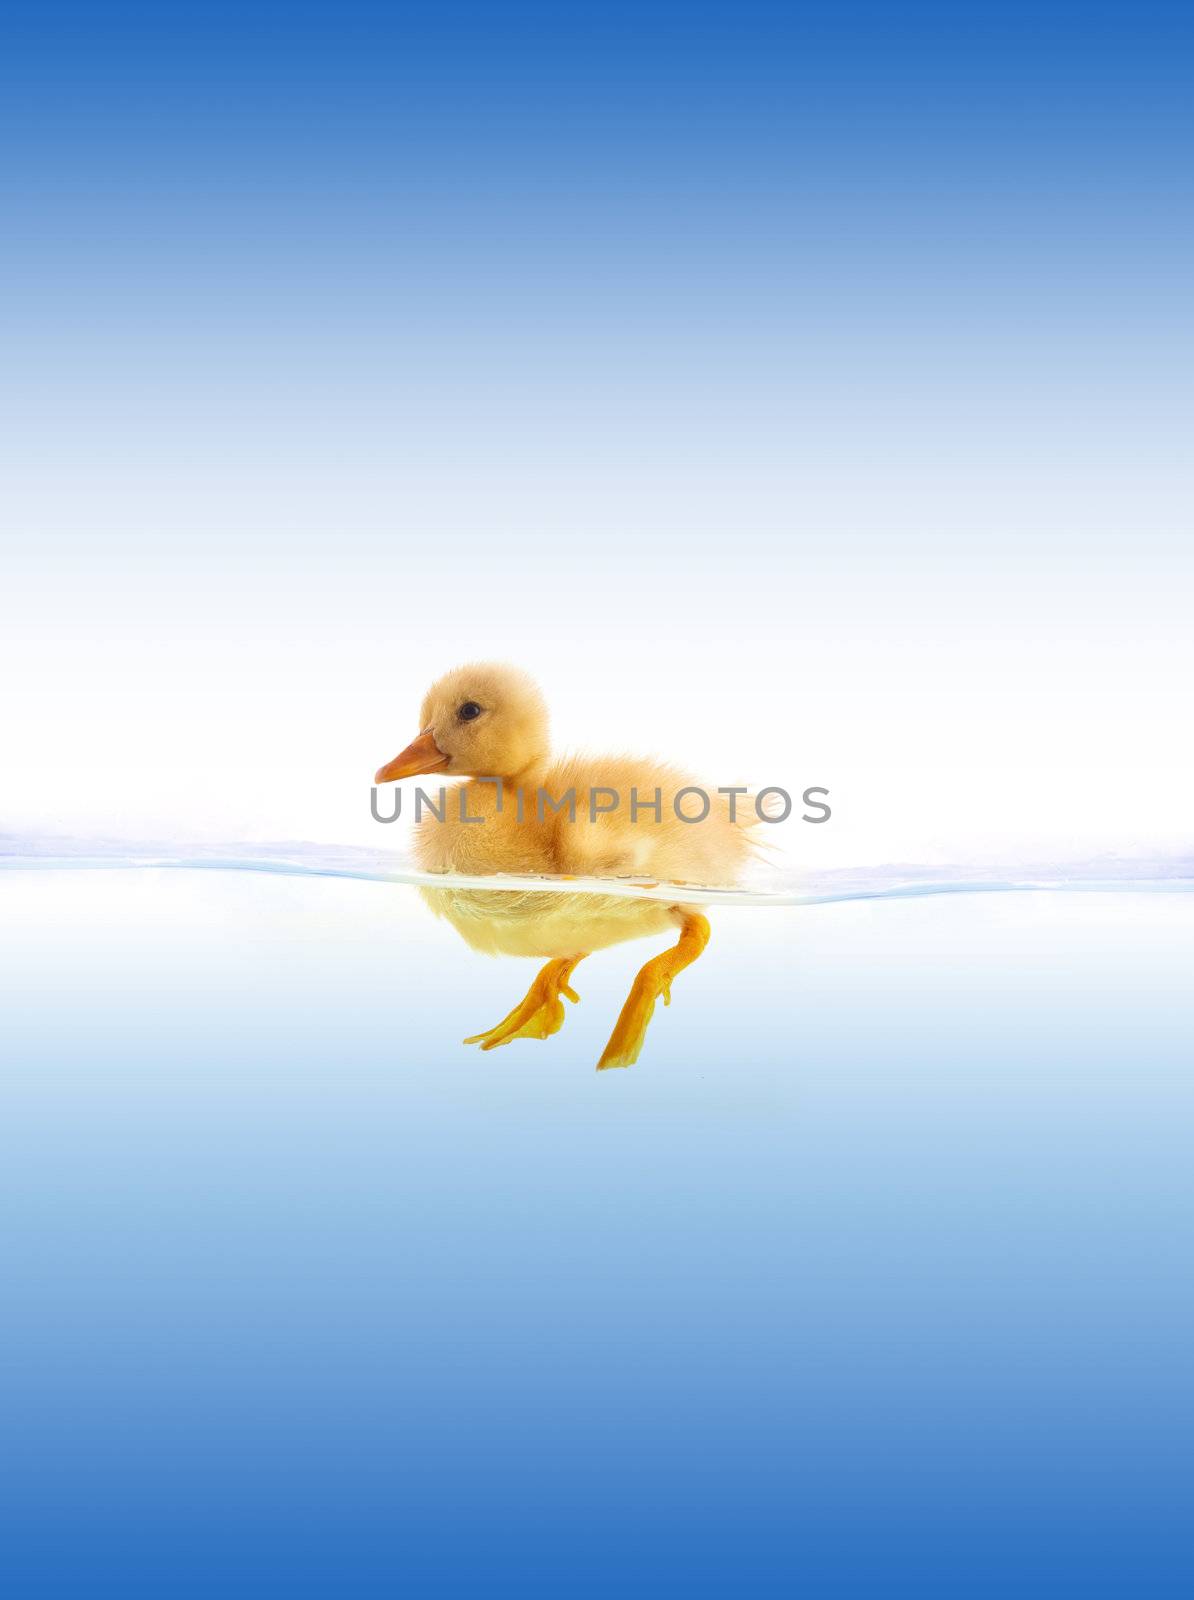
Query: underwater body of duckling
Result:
<box><xmin>373</xmin><ymin>662</ymin><xmax>766</xmax><ymax>1070</ymax></box>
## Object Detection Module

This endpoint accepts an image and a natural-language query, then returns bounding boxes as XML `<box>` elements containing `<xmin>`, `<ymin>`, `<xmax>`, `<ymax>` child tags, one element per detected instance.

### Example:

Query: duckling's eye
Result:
<box><xmin>458</xmin><ymin>701</ymin><xmax>483</xmax><ymax>722</ymax></box>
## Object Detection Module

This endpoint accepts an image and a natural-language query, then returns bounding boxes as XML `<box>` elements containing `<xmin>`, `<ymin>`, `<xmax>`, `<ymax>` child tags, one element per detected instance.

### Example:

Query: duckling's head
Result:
<box><xmin>375</xmin><ymin>663</ymin><xmax>549</xmax><ymax>784</ymax></box>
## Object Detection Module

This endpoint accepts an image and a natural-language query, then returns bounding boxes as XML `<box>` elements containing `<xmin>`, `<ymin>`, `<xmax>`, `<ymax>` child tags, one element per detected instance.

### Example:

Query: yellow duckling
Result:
<box><xmin>374</xmin><ymin>663</ymin><xmax>755</xmax><ymax>1069</ymax></box>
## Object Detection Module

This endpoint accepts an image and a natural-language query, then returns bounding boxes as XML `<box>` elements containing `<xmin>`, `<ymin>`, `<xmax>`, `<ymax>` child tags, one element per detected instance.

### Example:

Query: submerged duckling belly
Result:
<box><xmin>419</xmin><ymin>886</ymin><xmax>679</xmax><ymax>958</ymax></box>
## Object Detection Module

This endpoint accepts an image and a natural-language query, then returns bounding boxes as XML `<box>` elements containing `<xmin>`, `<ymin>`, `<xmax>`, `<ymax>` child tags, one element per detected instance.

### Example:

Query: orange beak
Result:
<box><xmin>374</xmin><ymin>729</ymin><xmax>450</xmax><ymax>784</ymax></box>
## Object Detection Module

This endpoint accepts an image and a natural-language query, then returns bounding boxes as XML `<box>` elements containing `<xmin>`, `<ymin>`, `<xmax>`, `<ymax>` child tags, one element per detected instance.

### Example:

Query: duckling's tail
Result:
<box><xmin>727</xmin><ymin>789</ymin><xmax>785</xmax><ymax>861</ymax></box>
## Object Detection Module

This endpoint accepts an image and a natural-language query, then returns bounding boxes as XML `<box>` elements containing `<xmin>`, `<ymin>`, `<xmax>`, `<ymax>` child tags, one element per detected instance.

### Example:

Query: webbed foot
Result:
<box><xmin>597</xmin><ymin>911</ymin><xmax>710</xmax><ymax>1070</ymax></box>
<box><xmin>465</xmin><ymin>955</ymin><xmax>586</xmax><ymax>1051</ymax></box>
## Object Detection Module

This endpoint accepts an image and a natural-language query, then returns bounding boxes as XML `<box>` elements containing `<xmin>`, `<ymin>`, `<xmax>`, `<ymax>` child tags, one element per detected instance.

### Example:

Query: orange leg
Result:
<box><xmin>464</xmin><ymin>955</ymin><xmax>587</xmax><ymax>1051</ymax></box>
<box><xmin>597</xmin><ymin>909</ymin><xmax>710</xmax><ymax>1071</ymax></box>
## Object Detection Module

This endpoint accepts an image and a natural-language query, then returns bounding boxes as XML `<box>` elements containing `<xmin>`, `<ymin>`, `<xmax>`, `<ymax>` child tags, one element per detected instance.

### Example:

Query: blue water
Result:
<box><xmin>2</xmin><ymin>854</ymin><xmax>1192</xmax><ymax>1597</ymax></box>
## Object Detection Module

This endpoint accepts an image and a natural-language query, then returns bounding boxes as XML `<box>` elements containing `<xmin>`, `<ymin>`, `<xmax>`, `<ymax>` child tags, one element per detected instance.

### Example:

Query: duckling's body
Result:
<box><xmin>375</xmin><ymin>664</ymin><xmax>755</xmax><ymax>1068</ymax></box>
<box><xmin>413</xmin><ymin>758</ymin><xmax>752</xmax><ymax>887</ymax></box>
<box><xmin>419</xmin><ymin>885</ymin><xmax>677</xmax><ymax>961</ymax></box>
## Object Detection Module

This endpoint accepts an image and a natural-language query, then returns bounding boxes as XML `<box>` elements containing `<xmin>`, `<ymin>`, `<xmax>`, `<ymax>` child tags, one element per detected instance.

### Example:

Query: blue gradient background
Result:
<box><xmin>3</xmin><ymin>875</ymin><xmax>1193</xmax><ymax>1596</ymax></box>
<box><xmin>3</xmin><ymin>3</ymin><xmax>1193</xmax><ymax>1595</ymax></box>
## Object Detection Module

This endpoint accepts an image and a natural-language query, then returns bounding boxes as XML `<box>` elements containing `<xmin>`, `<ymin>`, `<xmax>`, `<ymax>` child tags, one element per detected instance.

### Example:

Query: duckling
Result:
<box><xmin>374</xmin><ymin>663</ymin><xmax>755</xmax><ymax>1069</ymax></box>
